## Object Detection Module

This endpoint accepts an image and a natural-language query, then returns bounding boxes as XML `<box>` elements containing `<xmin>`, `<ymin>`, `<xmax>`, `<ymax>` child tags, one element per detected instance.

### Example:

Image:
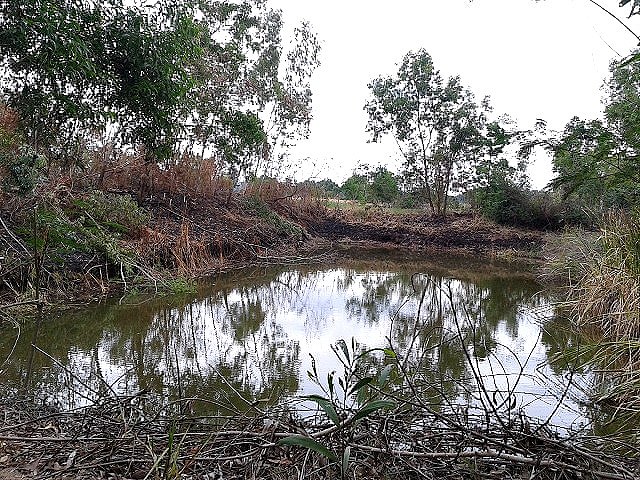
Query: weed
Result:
<box><xmin>279</xmin><ymin>338</ymin><xmax>396</xmax><ymax>478</ymax></box>
<box><xmin>548</xmin><ymin>210</ymin><xmax>640</xmax><ymax>407</ymax></box>
<box><xmin>165</xmin><ymin>278</ymin><xmax>197</xmax><ymax>295</ymax></box>
<box><xmin>245</xmin><ymin>196</ymin><xmax>305</xmax><ymax>240</ymax></box>
<box><xmin>72</xmin><ymin>191</ymin><xmax>149</xmax><ymax>235</ymax></box>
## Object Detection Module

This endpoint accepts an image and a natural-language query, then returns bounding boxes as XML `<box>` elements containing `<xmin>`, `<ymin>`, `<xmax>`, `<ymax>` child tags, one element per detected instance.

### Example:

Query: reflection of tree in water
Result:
<box><xmin>1</xmin><ymin>270</ymin><xmax>307</xmax><ymax>410</ymax></box>
<box><xmin>343</xmin><ymin>271</ymin><xmax>416</xmax><ymax>326</ymax></box>
<box><xmin>344</xmin><ymin>270</ymin><xmax>552</xmax><ymax>407</ymax></box>
<box><xmin>0</xmin><ymin>261</ymin><xmax>567</xmax><ymax>417</ymax></box>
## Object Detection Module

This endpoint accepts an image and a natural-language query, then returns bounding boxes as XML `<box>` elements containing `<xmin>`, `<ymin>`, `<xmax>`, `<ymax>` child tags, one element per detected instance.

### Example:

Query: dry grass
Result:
<box><xmin>563</xmin><ymin>212</ymin><xmax>640</xmax><ymax>340</ymax></box>
<box><xmin>171</xmin><ymin>221</ymin><xmax>215</xmax><ymax>274</ymax></box>
<box><xmin>88</xmin><ymin>150</ymin><xmax>234</xmax><ymax>204</ymax></box>
<box><xmin>545</xmin><ymin>211</ymin><xmax>640</xmax><ymax>407</ymax></box>
<box><xmin>244</xmin><ymin>178</ymin><xmax>327</xmax><ymax>224</ymax></box>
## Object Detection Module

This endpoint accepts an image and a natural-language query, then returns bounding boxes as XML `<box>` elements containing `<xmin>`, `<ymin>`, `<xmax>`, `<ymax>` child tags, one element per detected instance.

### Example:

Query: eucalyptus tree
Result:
<box><xmin>365</xmin><ymin>50</ymin><xmax>485</xmax><ymax>216</ymax></box>
<box><xmin>190</xmin><ymin>5</ymin><xmax>320</xmax><ymax>182</ymax></box>
<box><xmin>0</xmin><ymin>0</ymin><xmax>320</xmax><ymax>183</ymax></box>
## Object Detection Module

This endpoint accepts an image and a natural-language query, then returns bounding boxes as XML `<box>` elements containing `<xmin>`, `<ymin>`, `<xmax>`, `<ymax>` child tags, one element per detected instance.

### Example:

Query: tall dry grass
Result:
<box><xmin>243</xmin><ymin>178</ymin><xmax>327</xmax><ymax>222</ymax></box>
<box><xmin>569</xmin><ymin>211</ymin><xmax>640</xmax><ymax>340</ymax></box>
<box><xmin>547</xmin><ymin>210</ymin><xmax>640</xmax><ymax>407</ymax></box>
<box><xmin>87</xmin><ymin>150</ymin><xmax>234</xmax><ymax>203</ymax></box>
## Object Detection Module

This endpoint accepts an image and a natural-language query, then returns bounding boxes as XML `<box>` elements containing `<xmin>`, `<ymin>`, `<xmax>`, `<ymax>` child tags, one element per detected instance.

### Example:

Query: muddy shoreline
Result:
<box><xmin>0</xmin><ymin>191</ymin><xmax>547</xmax><ymax>313</ymax></box>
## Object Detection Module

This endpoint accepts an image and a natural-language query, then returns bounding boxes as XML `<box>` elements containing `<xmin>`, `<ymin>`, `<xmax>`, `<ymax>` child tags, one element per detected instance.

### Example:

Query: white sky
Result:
<box><xmin>270</xmin><ymin>0</ymin><xmax>640</xmax><ymax>189</ymax></box>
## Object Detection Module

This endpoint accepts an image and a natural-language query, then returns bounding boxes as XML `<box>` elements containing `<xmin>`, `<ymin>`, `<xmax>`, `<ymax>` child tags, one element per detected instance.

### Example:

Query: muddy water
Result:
<box><xmin>0</xmin><ymin>253</ymin><xmax>595</xmax><ymax>430</ymax></box>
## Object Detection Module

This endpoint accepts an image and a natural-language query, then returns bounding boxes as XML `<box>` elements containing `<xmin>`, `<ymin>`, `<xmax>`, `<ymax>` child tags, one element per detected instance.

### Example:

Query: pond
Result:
<box><xmin>0</xmin><ymin>251</ymin><xmax>597</xmax><ymax>432</ymax></box>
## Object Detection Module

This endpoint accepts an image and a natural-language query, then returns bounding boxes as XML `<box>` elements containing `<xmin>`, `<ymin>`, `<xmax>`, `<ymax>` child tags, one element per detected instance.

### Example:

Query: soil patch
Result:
<box><xmin>308</xmin><ymin>211</ymin><xmax>543</xmax><ymax>256</ymax></box>
<box><xmin>1</xmin><ymin>188</ymin><xmax>544</xmax><ymax>310</ymax></box>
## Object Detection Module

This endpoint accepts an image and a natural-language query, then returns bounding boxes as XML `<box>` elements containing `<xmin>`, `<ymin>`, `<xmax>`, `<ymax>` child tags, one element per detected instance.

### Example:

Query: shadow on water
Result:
<box><xmin>0</xmin><ymin>252</ymin><xmax>624</xmax><ymax>433</ymax></box>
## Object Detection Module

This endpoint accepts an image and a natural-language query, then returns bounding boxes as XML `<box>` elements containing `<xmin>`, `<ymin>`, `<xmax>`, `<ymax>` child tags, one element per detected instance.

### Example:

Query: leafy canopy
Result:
<box><xmin>549</xmin><ymin>53</ymin><xmax>640</xmax><ymax>209</ymax></box>
<box><xmin>365</xmin><ymin>49</ymin><xmax>512</xmax><ymax>216</ymax></box>
<box><xmin>0</xmin><ymin>0</ymin><xmax>320</xmax><ymax>181</ymax></box>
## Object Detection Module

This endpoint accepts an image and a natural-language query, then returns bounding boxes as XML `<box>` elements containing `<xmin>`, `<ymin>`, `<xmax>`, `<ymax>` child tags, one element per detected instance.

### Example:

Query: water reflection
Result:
<box><xmin>0</xmin><ymin>255</ymin><xmax>589</xmax><ymax>427</ymax></box>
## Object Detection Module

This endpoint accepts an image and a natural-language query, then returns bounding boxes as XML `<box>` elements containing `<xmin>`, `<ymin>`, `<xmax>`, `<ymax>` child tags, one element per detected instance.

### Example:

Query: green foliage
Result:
<box><xmin>547</xmin><ymin>53</ymin><xmax>640</xmax><ymax>211</ymax></box>
<box><xmin>1</xmin><ymin>145</ymin><xmax>46</xmax><ymax>194</ymax></box>
<box><xmin>245</xmin><ymin>196</ymin><xmax>305</xmax><ymax>239</ymax></box>
<box><xmin>369</xmin><ymin>167</ymin><xmax>399</xmax><ymax>204</ymax></box>
<box><xmin>15</xmin><ymin>192</ymin><xmax>147</xmax><ymax>271</ymax></box>
<box><xmin>280</xmin><ymin>338</ymin><xmax>396</xmax><ymax>474</ymax></box>
<box><xmin>474</xmin><ymin>179</ymin><xmax>564</xmax><ymax>229</ymax></box>
<box><xmin>304</xmin><ymin>178</ymin><xmax>340</xmax><ymax>197</ymax></box>
<box><xmin>190</xmin><ymin>7</ymin><xmax>320</xmax><ymax>181</ymax></box>
<box><xmin>0</xmin><ymin>0</ymin><xmax>205</xmax><ymax>162</ymax></box>
<box><xmin>365</xmin><ymin>50</ymin><xmax>488</xmax><ymax>216</ymax></box>
<box><xmin>165</xmin><ymin>278</ymin><xmax>197</xmax><ymax>296</ymax></box>
<box><xmin>278</xmin><ymin>435</ymin><xmax>338</xmax><ymax>462</ymax></box>
<box><xmin>0</xmin><ymin>0</ymin><xmax>320</xmax><ymax>178</ymax></box>
<box><xmin>341</xmin><ymin>174</ymin><xmax>368</xmax><ymax>202</ymax></box>
<box><xmin>73</xmin><ymin>192</ymin><xmax>149</xmax><ymax>235</ymax></box>
<box><xmin>340</xmin><ymin>167</ymin><xmax>399</xmax><ymax>205</ymax></box>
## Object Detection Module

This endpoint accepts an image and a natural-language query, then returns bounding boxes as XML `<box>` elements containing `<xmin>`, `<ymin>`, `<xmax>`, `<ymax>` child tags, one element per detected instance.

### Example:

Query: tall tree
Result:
<box><xmin>0</xmin><ymin>0</ymin><xmax>320</xmax><ymax>181</ymax></box>
<box><xmin>365</xmin><ymin>50</ymin><xmax>485</xmax><ymax>216</ymax></box>
<box><xmin>189</xmin><ymin>4</ymin><xmax>320</xmax><ymax>183</ymax></box>
<box><xmin>548</xmin><ymin>53</ymin><xmax>640</xmax><ymax>209</ymax></box>
<box><xmin>0</xmin><ymin>0</ymin><xmax>205</xmax><ymax>164</ymax></box>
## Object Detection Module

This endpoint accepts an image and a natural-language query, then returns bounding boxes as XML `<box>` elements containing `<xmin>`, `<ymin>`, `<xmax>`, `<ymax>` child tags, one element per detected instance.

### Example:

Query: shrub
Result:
<box><xmin>473</xmin><ymin>180</ymin><xmax>564</xmax><ymax>229</ymax></box>
<box><xmin>341</xmin><ymin>174</ymin><xmax>368</xmax><ymax>203</ymax></box>
<box><xmin>73</xmin><ymin>191</ymin><xmax>150</xmax><ymax>235</ymax></box>
<box><xmin>370</xmin><ymin>168</ymin><xmax>399</xmax><ymax>204</ymax></box>
<box><xmin>551</xmin><ymin>210</ymin><xmax>640</xmax><ymax>406</ymax></box>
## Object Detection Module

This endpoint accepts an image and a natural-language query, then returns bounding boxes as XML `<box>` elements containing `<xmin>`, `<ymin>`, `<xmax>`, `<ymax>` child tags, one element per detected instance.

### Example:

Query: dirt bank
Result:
<box><xmin>0</xmin><ymin>184</ymin><xmax>545</xmax><ymax>310</ymax></box>
<box><xmin>307</xmin><ymin>210</ymin><xmax>543</xmax><ymax>255</ymax></box>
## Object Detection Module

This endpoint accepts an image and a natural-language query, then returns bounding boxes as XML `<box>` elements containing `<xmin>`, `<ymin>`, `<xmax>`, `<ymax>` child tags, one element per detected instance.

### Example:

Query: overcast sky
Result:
<box><xmin>269</xmin><ymin>0</ymin><xmax>640</xmax><ymax>189</ymax></box>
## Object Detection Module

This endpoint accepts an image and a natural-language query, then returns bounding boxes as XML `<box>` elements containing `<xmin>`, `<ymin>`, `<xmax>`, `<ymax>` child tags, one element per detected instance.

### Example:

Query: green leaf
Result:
<box><xmin>378</xmin><ymin>364</ymin><xmax>394</xmax><ymax>388</ymax></box>
<box><xmin>383</xmin><ymin>348</ymin><xmax>396</xmax><ymax>359</ymax></box>
<box><xmin>618</xmin><ymin>52</ymin><xmax>640</xmax><ymax>69</ymax></box>
<box><xmin>348</xmin><ymin>376</ymin><xmax>373</xmax><ymax>395</ymax></box>
<box><xmin>328</xmin><ymin>370</ymin><xmax>335</xmax><ymax>399</ymax></box>
<box><xmin>303</xmin><ymin>395</ymin><xmax>340</xmax><ymax>426</ymax></box>
<box><xmin>278</xmin><ymin>435</ymin><xmax>337</xmax><ymax>462</ymax></box>
<box><xmin>352</xmin><ymin>400</ymin><xmax>396</xmax><ymax>422</ymax></box>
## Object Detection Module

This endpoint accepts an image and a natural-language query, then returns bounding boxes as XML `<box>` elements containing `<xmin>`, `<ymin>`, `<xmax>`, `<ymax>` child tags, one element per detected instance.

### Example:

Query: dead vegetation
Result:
<box><xmin>0</xmin><ymin>149</ymin><xmax>547</xmax><ymax>309</ymax></box>
<box><xmin>1</xmin><ymin>393</ymin><xmax>637</xmax><ymax>480</ymax></box>
<box><xmin>1</xmin><ymin>304</ymin><xmax>638</xmax><ymax>480</ymax></box>
<box><xmin>310</xmin><ymin>209</ymin><xmax>544</xmax><ymax>257</ymax></box>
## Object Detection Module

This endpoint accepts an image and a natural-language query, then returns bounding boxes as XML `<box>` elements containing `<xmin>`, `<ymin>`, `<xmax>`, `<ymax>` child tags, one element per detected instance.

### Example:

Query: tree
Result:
<box><xmin>548</xmin><ymin>54</ymin><xmax>640</xmax><ymax>210</ymax></box>
<box><xmin>189</xmin><ymin>6</ymin><xmax>320</xmax><ymax>183</ymax></box>
<box><xmin>370</xmin><ymin>167</ymin><xmax>399</xmax><ymax>204</ymax></box>
<box><xmin>341</xmin><ymin>174</ymin><xmax>369</xmax><ymax>202</ymax></box>
<box><xmin>0</xmin><ymin>0</ymin><xmax>205</xmax><ymax>165</ymax></box>
<box><xmin>365</xmin><ymin>49</ymin><xmax>485</xmax><ymax>216</ymax></box>
<box><xmin>0</xmin><ymin>0</ymin><xmax>320</xmax><ymax>181</ymax></box>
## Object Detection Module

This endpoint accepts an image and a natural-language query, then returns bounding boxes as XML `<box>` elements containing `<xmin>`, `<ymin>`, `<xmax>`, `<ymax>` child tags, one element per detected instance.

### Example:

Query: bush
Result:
<box><xmin>73</xmin><ymin>191</ymin><xmax>150</xmax><ymax>235</ymax></box>
<box><xmin>341</xmin><ymin>175</ymin><xmax>368</xmax><ymax>203</ymax></box>
<box><xmin>370</xmin><ymin>168</ymin><xmax>399</xmax><ymax>204</ymax></box>
<box><xmin>473</xmin><ymin>180</ymin><xmax>564</xmax><ymax>229</ymax></box>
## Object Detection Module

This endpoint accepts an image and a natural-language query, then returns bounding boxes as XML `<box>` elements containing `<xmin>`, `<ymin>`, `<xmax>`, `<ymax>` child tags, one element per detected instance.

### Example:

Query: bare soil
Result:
<box><xmin>306</xmin><ymin>210</ymin><xmax>544</xmax><ymax>256</ymax></box>
<box><xmin>0</xmin><ymin>188</ymin><xmax>544</xmax><ymax>310</ymax></box>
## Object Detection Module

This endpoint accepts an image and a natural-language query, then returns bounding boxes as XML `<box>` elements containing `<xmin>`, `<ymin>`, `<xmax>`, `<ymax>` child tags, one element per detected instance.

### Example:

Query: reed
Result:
<box><xmin>548</xmin><ymin>210</ymin><xmax>640</xmax><ymax>407</ymax></box>
<box><xmin>569</xmin><ymin>211</ymin><xmax>640</xmax><ymax>340</ymax></box>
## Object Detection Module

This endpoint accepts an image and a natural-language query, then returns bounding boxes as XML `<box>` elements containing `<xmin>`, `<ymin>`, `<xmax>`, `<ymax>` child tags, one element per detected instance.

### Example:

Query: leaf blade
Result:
<box><xmin>278</xmin><ymin>435</ymin><xmax>338</xmax><ymax>462</ymax></box>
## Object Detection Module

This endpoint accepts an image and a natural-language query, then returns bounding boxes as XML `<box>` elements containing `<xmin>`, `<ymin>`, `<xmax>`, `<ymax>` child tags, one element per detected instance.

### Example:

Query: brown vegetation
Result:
<box><xmin>0</xmin><ymin>151</ymin><xmax>545</xmax><ymax>309</ymax></box>
<box><xmin>1</xmin><ymin>394</ymin><xmax>636</xmax><ymax>480</ymax></box>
